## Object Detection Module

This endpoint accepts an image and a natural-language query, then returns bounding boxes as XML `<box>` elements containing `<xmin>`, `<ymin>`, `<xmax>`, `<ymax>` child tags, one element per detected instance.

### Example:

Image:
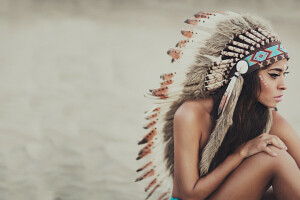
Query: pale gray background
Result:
<box><xmin>0</xmin><ymin>0</ymin><xmax>299</xmax><ymax>200</ymax></box>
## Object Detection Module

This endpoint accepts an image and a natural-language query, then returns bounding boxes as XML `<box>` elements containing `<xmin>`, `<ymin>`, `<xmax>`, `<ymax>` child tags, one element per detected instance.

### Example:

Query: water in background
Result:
<box><xmin>0</xmin><ymin>0</ymin><xmax>299</xmax><ymax>199</ymax></box>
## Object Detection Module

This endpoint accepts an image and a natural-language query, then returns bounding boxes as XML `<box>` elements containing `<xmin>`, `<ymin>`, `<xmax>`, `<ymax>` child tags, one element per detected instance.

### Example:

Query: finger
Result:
<box><xmin>264</xmin><ymin>146</ymin><xmax>278</xmax><ymax>157</ymax></box>
<box><xmin>266</xmin><ymin>138</ymin><xmax>285</xmax><ymax>149</ymax></box>
<box><xmin>271</xmin><ymin>136</ymin><xmax>288</xmax><ymax>150</ymax></box>
<box><xmin>277</xmin><ymin>140</ymin><xmax>288</xmax><ymax>150</ymax></box>
<box><xmin>267</xmin><ymin>138</ymin><xmax>284</xmax><ymax>150</ymax></box>
<box><xmin>277</xmin><ymin>138</ymin><xmax>288</xmax><ymax>150</ymax></box>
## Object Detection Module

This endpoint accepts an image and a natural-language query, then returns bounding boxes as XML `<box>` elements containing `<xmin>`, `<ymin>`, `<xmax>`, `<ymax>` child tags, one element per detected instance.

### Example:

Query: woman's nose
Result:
<box><xmin>278</xmin><ymin>79</ymin><xmax>287</xmax><ymax>90</ymax></box>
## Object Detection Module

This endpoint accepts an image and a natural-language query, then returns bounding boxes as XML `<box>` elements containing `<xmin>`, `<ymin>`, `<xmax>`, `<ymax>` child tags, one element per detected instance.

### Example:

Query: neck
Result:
<box><xmin>197</xmin><ymin>96</ymin><xmax>214</xmax><ymax>114</ymax></box>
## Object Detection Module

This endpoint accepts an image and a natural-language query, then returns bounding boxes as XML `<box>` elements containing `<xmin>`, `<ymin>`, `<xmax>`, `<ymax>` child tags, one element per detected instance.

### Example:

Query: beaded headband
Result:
<box><xmin>202</xmin><ymin>28</ymin><xmax>289</xmax><ymax>92</ymax></box>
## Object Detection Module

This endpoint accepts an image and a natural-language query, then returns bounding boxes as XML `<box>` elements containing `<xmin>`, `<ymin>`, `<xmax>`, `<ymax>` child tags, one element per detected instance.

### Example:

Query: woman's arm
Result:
<box><xmin>173</xmin><ymin>104</ymin><xmax>245</xmax><ymax>200</ymax></box>
<box><xmin>269</xmin><ymin>110</ymin><xmax>300</xmax><ymax>168</ymax></box>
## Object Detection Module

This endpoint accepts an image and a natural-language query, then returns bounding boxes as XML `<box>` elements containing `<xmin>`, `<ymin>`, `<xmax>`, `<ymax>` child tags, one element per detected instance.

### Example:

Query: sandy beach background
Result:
<box><xmin>0</xmin><ymin>0</ymin><xmax>299</xmax><ymax>199</ymax></box>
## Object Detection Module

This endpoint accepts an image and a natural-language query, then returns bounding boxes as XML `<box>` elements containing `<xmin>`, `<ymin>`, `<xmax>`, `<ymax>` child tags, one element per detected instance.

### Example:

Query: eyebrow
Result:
<box><xmin>269</xmin><ymin>68</ymin><xmax>283</xmax><ymax>72</ymax></box>
<box><xmin>269</xmin><ymin>66</ymin><xmax>289</xmax><ymax>72</ymax></box>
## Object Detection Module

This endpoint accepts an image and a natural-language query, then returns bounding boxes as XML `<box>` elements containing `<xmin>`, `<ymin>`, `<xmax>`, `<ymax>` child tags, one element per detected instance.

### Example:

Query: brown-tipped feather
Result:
<box><xmin>138</xmin><ymin>141</ymin><xmax>153</xmax><ymax>156</ymax></box>
<box><xmin>176</xmin><ymin>40</ymin><xmax>188</xmax><ymax>48</ymax></box>
<box><xmin>181</xmin><ymin>30</ymin><xmax>193</xmax><ymax>38</ymax></box>
<box><xmin>150</xmin><ymin>86</ymin><xmax>168</xmax><ymax>93</ymax></box>
<box><xmin>151</xmin><ymin>87</ymin><xmax>169</xmax><ymax>96</ymax></box>
<box><xmin>136</xmin><ymin>149</ymin><xmax>151</xmax><ymax>160</ymax></box>
<box><xmin>153</xmin><ymin>107</ymin><xmax>160</xmax><ymax>112</ymax></box>
<box><xmin>145</xmin><ymin>184</ymin><xmax>161</xmax><ymax>200</ymax></box>
<box><xmin>157</xmin><ymin>192</ymin><xmax>168</xmax><ymax>200</ymax></box>
<box><xmin>145</xmin><ymin>113</ymin><xmax>158</xmax><ymax>120</ymax></box>
<box><xmin>160</xmin><ymin>80</ymin><xmax>173</xmax><ymax>87</ymax></box>
<box><xmin>143</xmin><ymin>120</ymin><xmax>158</xmax><ymax>129</ymax></box>
<box><xmin>138</xmin><ymin>128</ymin><xmax>157</xmax><ymax>145</ymax></box>
<box><xmin>135</xmin><ymin>169</ymin><xmax>154</xmax><ymax>182</ymax></box>
<box><xmin>136</xmin><ymin>161</ymin><xmax>152</xmax><ymax>172</ymax></box>
<box><xmin>167</xmin><ymin>48</ymin><xmax>182</xmax><ymax>62</ymax></box>
<box><xmin>160</xmin><ymin>73</ymin><xmax>176</xmax><ymax>81</ymax></box>
<box><xmin>184</xmin><ymin>19</ymin><xmax>199</xmax><ymax>25</ymax></box>
<box><xmin>194</xmin><ymin>11</ymin><xmax>214</xmax><ymax>18</ymax></box>
<box><xmin>145</xmin><ymin>178</ymin><xmax>157</xmax><ymax>192</ymax></box>
<box><xmin>144</xmin><ymin>107</ymin><xmax>161</xmax><ymax>114</ymax></box>
<box><xmin>194</xmin><ymin>14</ymin><xmax>210</xmax><ymax>19</ymax></box>
<box><xmin>136</xmin><ymin>142</ymin><xmax>153</xmax><ymax>160</ymax></box>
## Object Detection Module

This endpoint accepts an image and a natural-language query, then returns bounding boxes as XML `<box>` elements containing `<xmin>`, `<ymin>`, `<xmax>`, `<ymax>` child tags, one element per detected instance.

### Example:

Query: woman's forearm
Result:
<box><xmin>190</xmin><ymin>152</ymin><xmax>245</xmax><ymax>200</ymax></box>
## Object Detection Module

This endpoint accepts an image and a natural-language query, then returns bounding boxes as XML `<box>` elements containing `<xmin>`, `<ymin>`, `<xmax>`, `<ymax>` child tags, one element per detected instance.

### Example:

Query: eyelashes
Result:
<box><xmin>269</xmin><ymin>73</ymin><xmax>280</xmax><ymax>79</ymax></box>
<box><xmin>268</xmin><ymin>71</ymin><xmax>290</xmax><ymax>79</ymax></box>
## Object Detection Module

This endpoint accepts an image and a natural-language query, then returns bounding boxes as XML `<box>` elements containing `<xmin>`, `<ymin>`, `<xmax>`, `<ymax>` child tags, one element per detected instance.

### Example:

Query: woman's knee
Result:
<box><xmin>241</xmin><ymin>145</ymin><xmax>292</xmax><ymax>172</ymax></box>
<box><xmin>248</xmin><ymin>145</ymin><xmax>296</xmax><ymax>172</ymax></box>
<box><xmin>267</xmin><ymin>146</ymin><xmax>298</xmax><ymax>172</ymax></box>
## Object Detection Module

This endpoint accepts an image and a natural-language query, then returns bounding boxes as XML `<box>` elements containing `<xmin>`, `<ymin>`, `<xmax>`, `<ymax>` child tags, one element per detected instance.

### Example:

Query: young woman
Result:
<box><xmin>136</xmin><ymin>11</ymin><xmax>300</xmax><ymax>200</ymax></box>
<box><xmin>172</xmin><ymin>58</ymin><xmax>300</xmax><ymax>200</ymax></box>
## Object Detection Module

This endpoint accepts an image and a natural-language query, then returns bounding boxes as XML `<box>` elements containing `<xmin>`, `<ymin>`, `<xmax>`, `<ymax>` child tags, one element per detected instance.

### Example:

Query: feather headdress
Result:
<box><xmin>136</xmin><ymin>11</ymin><xmax>288</xmax><ymax>200</ymax></box>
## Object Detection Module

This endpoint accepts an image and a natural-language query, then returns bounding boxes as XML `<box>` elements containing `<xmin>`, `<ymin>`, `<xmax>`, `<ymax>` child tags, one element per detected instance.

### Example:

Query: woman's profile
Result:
<box><xmin>136</xmin><ymin>11</ymin><xmax>300</xmax><ymax>200</ymax></box>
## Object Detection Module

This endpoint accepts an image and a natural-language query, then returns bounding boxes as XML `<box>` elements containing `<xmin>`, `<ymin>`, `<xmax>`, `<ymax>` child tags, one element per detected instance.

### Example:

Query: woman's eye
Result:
<box><xmin>269</xmin><ymin>73</ymin><xmax>280</xmax><ymax>79</ymax></box>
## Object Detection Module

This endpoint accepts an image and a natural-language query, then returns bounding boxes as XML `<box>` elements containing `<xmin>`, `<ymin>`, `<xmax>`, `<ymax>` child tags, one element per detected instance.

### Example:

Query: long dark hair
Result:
<box><xmin>207</xmin><ymin>68</ymin><xmax>270</xmax><ymax>173</ymax></box>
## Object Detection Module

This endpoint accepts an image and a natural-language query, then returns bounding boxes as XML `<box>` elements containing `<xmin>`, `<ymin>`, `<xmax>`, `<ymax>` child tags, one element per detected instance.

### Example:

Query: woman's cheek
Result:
<box><xmin>258</xmin><ymin>74</ymin><xmax>276</xmax><ymax>107</ymax></box>
<box><xmin>259</xmin><ymin>74</ymin><xmax>269</xmax><ymax>88</ymax></box>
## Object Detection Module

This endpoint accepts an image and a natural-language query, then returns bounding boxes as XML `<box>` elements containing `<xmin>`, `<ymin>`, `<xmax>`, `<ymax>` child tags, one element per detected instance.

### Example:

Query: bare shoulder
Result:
<box><xmin>270</xmin><ymin>110</ymin><xmax>299</xmax><ymax>140</ymax></box>
<box><xmin>270</xmin><ymin>110</ymin><xmax>300</xmax><ymax>168</ymax></box>
<box><xmin>174</xmin><ymin>98</ymin><xmax>213</xmax><ymax>145</ymax></box>
<box><xmin>174</xmin><ymin>98</ymin><xmax>212</xmax><ymax>126</ymax></box>
<box><xmin>270</xmin><ymin>110</ymin><xmax>292</xmax><ymax>134</ymax></box>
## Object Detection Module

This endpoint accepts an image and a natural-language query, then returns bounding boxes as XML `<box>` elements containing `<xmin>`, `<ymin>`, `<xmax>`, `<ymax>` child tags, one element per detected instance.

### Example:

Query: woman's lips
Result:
<box><xmin>274</xmin><ymin>95</ymin><xmax>283</xmax><ymax>102</ymax></box>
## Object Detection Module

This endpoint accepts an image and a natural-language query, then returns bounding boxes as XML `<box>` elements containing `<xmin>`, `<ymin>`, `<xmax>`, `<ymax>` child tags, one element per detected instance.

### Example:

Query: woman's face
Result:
<box><xmin>257</xmin><ymin>59</ymin><xmax>288</xmax><ymax>108</ymax></box>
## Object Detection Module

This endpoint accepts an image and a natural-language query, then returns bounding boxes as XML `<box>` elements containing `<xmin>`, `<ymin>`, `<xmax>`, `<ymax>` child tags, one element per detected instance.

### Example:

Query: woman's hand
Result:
<box><xmin>235</xmin><ymin>133</ymin><xmax>288</xmax><ymax>159</ymax></box>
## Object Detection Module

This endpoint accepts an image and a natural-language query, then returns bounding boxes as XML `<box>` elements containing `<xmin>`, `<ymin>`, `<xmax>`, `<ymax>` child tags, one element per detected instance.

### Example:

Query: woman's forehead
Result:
<box><xmin>267</xmin><ymin>59</ymin><xmax>288</xmax><ymax>70</ymax></box>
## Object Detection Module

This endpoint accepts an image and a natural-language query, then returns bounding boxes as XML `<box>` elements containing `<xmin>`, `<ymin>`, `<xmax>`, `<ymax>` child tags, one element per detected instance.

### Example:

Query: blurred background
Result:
<box><xmin>0</xmin><ymin>0</ymin><xmax>299</xmax><ymax>199</ymax></box>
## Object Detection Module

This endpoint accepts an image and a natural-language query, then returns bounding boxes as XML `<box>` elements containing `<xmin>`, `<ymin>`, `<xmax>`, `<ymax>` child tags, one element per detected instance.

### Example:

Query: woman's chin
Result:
<box><xmin>260</xmin><ymin>101</ymin><xmax>278</xmax><ymax>108</ymax></box>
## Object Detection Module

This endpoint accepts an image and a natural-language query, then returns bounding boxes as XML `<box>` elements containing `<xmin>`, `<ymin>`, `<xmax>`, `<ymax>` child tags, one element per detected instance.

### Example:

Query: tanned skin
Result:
<box><xmin>172</xmin><ymin>59</ymin><xmax>300</xmax><ymax>200</ymax></box>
